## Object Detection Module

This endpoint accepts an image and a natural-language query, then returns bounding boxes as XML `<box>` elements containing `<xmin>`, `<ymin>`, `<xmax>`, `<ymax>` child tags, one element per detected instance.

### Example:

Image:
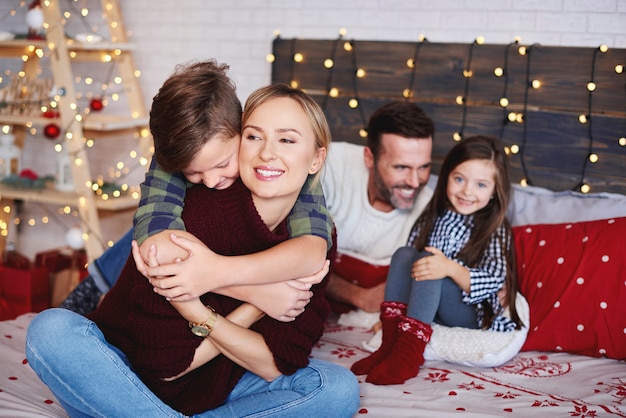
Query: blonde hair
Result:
<box><xmin>243</xmin><ymin>83</ymin><xmax>331</xmax><ymax>183</ymax></box>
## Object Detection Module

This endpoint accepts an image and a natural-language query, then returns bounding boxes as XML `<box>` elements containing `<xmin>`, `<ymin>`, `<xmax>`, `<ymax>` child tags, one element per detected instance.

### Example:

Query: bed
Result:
<box><xmin>1</xmin><ymin>181</ymin><xmax>625</xmax><ymax>417</ymax></box>
<box><xmin>2</xmin><ymin>38</ymin><xmax>626</xmax><ymax>417</ymax></box>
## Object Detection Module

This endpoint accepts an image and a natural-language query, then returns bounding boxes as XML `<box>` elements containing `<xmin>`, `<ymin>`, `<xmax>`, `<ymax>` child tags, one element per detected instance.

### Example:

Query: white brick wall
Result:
<box><xmin>113</xmin><ymin>0</ymin><xmax>626</xmax><ymax>103</ymax></box>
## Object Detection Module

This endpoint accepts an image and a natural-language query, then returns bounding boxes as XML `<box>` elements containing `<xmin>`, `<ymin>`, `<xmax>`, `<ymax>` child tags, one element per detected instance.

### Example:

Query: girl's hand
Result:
<box><xmin>411</xmin><ymin>247</ymin><xmax>452</xmax><ymax>281</ymax></box>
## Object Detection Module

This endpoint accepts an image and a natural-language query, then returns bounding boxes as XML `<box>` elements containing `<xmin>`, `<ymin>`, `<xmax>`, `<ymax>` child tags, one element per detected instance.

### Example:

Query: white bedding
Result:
<box><xmin>1</xmin><ymin>313</ymin><xmax>625</xmax><ymax>418</ymax></box>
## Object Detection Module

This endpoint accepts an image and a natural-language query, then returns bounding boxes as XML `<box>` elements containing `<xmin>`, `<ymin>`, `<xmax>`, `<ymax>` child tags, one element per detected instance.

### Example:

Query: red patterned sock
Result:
<box><xmin>366</xmin><ymin>316</ymin><xmax>432</xmax><ymax>385</ymax></box>
<box><xmin>350</xmin><ymin>301</ymin><xmax>407</xmax><ymax>375</ymax></box>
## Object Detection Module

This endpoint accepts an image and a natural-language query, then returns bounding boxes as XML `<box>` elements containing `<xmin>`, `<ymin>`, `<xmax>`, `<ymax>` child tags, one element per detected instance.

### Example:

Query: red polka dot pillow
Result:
<box><xmin>513</xmin><ymin>217</ymin><xmax>626</xmax><ymax>359</ymax></box>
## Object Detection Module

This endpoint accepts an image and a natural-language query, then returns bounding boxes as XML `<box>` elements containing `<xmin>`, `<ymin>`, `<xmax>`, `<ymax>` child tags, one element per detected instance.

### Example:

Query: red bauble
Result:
<box><xmin>43</xmin><ymin>123</ymin><xmax>61</xmax><ymax>139</ymax></box>
<box><xmin>42</xmin><ymin>109</ymin><xmax>60</xmax><ymax>119</ymax></box>
<box><xmin>90</xmin><ymin>98</ymin><xmax>104</xmax><ymax>111</ymax></box>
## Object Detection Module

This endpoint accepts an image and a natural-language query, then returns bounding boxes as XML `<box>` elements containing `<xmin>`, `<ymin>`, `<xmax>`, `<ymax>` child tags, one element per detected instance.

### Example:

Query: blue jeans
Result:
<box><xmin>26</xmin><ymin>309</ymin><xmax>359</xmax><ymax>418</ymax></box>
<box><xmin>90</xmin><ymin>228</ymin><xmax>133</xmax><ymax>292</ymax></box>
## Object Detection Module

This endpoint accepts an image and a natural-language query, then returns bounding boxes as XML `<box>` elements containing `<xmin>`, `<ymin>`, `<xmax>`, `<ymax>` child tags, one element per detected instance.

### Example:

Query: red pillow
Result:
<box><xmin>333</xmin><ymin>253</ymin><xmax>389</xmax><ymax>289</ymax></box>
<box><xmin>513</xmin><ymin>217</ymin><xmax>626</xmax><ymax>359</ymax></box>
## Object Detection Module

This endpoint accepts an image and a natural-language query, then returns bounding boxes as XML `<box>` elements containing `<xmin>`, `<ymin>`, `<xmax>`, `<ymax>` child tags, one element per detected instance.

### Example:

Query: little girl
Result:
<box><xmin>351</xmin><ymin>135</ymin><xmax>523</xmax><ymax>385</ymax></box>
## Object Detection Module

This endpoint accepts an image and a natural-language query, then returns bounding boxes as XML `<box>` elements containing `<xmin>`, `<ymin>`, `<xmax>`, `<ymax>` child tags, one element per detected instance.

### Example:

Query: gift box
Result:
<box><xmin>35</xmin><ymin>247</ymin><xmax>88</xmax><ymax>275</ymax></box>
<box><xmin>0</xmin><ymin>265</ymin><xmax>50</xmax><ymax>320</ymax></box>
<box><xmin>34</xmin><ymin>247</ymin><xmax>88</xmax><ymax>307</ymax></box>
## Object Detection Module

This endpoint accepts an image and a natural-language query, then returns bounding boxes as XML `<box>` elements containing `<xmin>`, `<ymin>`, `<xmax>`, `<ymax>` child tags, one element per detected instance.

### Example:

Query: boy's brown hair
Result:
<box><xmin>149</xmin><ymin>60</ymin><xmax>242</xmax><ymax>173</ymax></box>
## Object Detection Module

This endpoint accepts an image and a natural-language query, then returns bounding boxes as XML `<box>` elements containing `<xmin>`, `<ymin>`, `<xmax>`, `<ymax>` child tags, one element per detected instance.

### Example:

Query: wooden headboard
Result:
<box><xmin>271</xmin><ymin>38</ymin><xmax>626</xmax><ymax>194</ymax></box>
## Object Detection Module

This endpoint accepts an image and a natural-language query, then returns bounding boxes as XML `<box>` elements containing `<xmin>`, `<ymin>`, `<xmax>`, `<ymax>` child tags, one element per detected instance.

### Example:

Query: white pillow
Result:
<box><xmin>508</xmin><ymin>184</ymin><xmax>626</xmax><ymax>226</ymax></box>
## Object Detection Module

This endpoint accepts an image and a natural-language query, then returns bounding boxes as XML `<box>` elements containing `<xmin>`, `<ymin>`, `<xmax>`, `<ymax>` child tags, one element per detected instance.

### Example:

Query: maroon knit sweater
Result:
<box><xmin>88</xmin><ymin>179</ymin><xmax>333</xmax><ymax>415</ymax></box>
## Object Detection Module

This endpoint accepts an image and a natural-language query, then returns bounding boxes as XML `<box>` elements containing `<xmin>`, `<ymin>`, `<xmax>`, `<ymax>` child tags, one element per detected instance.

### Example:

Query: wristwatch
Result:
<box><xmin>189</xmin><ymin>306</ymin><xmax>217</xmax><ymax>337</ymax></box>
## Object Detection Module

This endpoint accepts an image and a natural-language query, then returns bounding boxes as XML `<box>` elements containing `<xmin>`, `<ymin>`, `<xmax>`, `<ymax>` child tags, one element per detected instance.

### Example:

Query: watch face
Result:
<box><xmin>191</xmin><ymin>325</ymin><xmax>209</xmax><ymax>337</ymax></box>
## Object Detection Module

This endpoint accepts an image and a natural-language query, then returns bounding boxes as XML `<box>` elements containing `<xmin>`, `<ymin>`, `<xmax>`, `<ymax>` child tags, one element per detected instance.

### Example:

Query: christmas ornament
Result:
<box><xmin>19</xmin><ymin>168</ymin><xmax>39</xmax><ymax>180</ymax></box>
<box><xmin>89</xmin><ymin>98</ymin><xmax>104</xmax><ymax>111</ymax></box>
<box><xmin>43</xmin><ymin>123</ymin><xmax>61</xmax><ymax>139</ymax></box>
<box><xmin>42</xmin><ymin>109</ymin><xmax>60</xmax><ymax>119</ymax></box>
<box><xmin>65</xmin><ymin>226</ymin><xmax>85</xmax><ymax>250</ymax></box>
<box><xmin>26</xmin><ymin>0</ymin><xmax>45</xmax><ymax>40</ymax></box>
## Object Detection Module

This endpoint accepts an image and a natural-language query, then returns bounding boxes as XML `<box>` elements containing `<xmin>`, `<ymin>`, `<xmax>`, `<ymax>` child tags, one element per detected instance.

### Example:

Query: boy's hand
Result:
<box><xmin>244</xmin><ymin>281</ymin><xmax>313</xmax><ymax>322</ymax></box>
<box><xmin>139</xmin><ymin>232</ymin><xmax>223</xmax><ymax>301</ymax></box>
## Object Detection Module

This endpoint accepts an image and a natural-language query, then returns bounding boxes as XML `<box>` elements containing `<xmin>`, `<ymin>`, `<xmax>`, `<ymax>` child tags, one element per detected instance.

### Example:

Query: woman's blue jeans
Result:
<box><xmin>25</xmin><ymin>309</ymin><xmax>359</xmax><ymax>418</ymax></box>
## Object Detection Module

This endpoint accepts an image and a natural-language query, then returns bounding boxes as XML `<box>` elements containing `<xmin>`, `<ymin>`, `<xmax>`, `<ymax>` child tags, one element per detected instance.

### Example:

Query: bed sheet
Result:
<box><xmin>312</xmin><ymin>317</ymin><xmax>626</xmax><ymax>418</ymax></box>
<box><xmin>1</xmin><ymin>313</ymin><xmax>625</xmax><ymax>418</ymax></box>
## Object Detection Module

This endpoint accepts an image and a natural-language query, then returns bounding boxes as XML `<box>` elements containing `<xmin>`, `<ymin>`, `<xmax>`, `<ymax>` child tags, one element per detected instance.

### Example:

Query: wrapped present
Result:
<box><xmin>35</xmin><ymin>247</ymin><xmax>88</xmax><ymax>307</ymax></box>
<box><xmin>0</xmin><ymin>265</ymin><xmax>50</xmax><ymax>320</ymax></box>
<box><xmin>35</xmin><ymin>247</ymin><xmax>88</xmax><ymax>275</ymax></box>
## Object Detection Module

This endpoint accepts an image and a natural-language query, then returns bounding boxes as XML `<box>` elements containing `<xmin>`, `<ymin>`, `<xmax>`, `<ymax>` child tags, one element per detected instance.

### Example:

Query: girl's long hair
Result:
<box><xmin>411</xmin><ymin>135</ymin><xmax>522</xmax><ymax>329</ymax></box>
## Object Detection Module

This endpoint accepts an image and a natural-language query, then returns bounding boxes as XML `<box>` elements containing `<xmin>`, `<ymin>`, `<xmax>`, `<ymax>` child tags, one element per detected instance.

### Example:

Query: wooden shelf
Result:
<box><xmin>0</xmin><ymin>39</ymin><xmax>135</xmax><ymax>54</ymax></box>
<box><xmin>0</xmin><ymin>0</ymin><xmax>151</xmax><ymax>261</ymax></box>
<box><xmin>0</xmin><ymin>114</ymin><xmax>149</xmax><ymax>133</ymax></box>
<box><xmin>0</xmin><ymin>184</ymin><xmax>140</xmax><ymax>211</ymax></box>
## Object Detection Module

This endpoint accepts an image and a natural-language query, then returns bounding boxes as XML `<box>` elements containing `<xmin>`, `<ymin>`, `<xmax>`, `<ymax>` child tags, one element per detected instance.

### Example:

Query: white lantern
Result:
<box><xmin>0</xmin><ymin>133</ymin><xmax>22</xmax><ymax>179</ymax></box>
<box><xmin>55</xmin><ymin>148</ymin><xmax>74</xmax><ymax>192</ymax></box>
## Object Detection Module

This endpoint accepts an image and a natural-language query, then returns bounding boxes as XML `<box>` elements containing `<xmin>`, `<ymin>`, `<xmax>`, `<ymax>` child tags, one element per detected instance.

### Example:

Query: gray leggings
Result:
<box><xmin>384</xmin><ymin>246</ymin><xmax>479</xmax><ymax>329</ymax></box>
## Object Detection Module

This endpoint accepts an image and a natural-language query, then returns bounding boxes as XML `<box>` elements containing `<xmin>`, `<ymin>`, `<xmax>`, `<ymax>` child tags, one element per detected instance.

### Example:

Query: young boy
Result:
<box><xmin>61</xmin><ymin>60</ymin><xmax>332</xmax><ymax>319</ymax></box>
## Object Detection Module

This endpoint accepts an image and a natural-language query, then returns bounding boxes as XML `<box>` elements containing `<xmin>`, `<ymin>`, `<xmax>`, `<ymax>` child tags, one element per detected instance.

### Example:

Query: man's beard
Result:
<box><xmin>372</xmin><ymin>167</ymin><xmax>420</xmax><ymax>211</ymax></box>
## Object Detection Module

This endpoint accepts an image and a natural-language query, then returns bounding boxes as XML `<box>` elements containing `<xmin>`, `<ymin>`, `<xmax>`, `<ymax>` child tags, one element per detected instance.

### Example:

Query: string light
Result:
<box><xmin>272</xmin><ymin>36</ymin><xmax>623</xmax><ymax>193</ymax></box>
<box><xmin>321</xmin><ymin>34</ymin><xmax>342</xmax><ymax>111</ymax></box>
<box><xmin>496</xmin><ymin>40</ymin><xmax>520</xmax><ymax>176</ymax></box>
<box><xmin>576</xmin><ymin>44</ymin><xmax>609</xmax><ymax>193</ymax></box>
<box><xmin>456</xmin><ymin>38</ymin><xmax>480</xmax><ymax>141</ymax></box>
<box><xmin>404</xmin><ymin>36</ymin><xmax>428</xmax><ymax>101</ymax></box>
<box><xmin>346</xmin><ymin>40</ymin><xmax>368</xmax><ymax>136</ymax></box>
<box><xmin>519</xmin><ymin>43</ymin><xmax>541</xmax><ymax>187</ymax></box>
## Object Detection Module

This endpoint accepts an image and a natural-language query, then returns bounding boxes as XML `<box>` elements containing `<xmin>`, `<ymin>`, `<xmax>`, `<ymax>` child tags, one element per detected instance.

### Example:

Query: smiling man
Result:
<box><xmin>321</xmin><ymin>101</ymin><xmax>435</xmax><ymax>313</ymax></box>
